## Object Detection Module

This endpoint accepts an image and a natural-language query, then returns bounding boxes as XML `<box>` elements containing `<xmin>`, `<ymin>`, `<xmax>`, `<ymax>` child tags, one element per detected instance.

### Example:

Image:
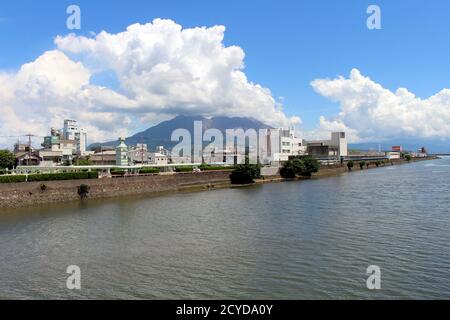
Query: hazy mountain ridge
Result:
<box><xmin>90</xmin><ymin>115</ymin><xmax>272</xmax><ymax>150</ymax></box>
<box><xmin>350</xmin><ymin>139</ymin><xmax>450</xmax><ymax>153</ymax></box>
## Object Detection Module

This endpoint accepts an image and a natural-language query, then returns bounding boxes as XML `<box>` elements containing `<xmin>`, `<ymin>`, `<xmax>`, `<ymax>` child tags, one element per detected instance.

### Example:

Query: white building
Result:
<box><xmin>265</xmin><ymin>128</ymin><xmax>307</xmax><ymax>166</ymax></box>
<box><xmin>203</xmin><ymin>147</ymin><xmax>245</xmax><ymax>165</ymax></box>
<box><xmin>62</xmin><ymin>119</ymin><xmax>88</xmax><ymax>155</ymax></box>
<box><xmin>149</xmin><ymin>152</ymin><xmax>169</xmax><ymax>165</ymax></box>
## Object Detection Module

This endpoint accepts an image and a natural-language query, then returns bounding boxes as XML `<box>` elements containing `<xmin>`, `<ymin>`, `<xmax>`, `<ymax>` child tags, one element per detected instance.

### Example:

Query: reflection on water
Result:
<box><xmin>1</xmin><ymin>157</ymin><xmax>450</xmax><ymax>299</ymax></box>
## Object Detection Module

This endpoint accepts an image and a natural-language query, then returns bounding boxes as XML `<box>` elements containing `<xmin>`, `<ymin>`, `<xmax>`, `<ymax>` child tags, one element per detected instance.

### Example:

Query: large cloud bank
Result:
<box><xmin>311</xmin><ymin>69</ymin><xmax>450</xmax><ymax>142</ymax></box>
<box><xmin>0</xmin><ymin>19</ymin><xmax>295</xmax><ymax>146</ymax></box>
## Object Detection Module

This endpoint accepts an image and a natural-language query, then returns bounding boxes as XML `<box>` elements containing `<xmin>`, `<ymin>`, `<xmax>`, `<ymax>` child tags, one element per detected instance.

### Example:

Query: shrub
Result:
<box><xmin>230</xmin><ymin>163</ymin><xmax>261</xmax><ymax>184</ymax></box>
<box><xmin>280</xmin><ymin>164</ymin><xmax>296</xmax><ymax>178</ymax></box>
<box><xmin>359</xmin><ymin>161</ymin><xmax>366</xmax><ymax>169</ymax></box>
<box><xmin>139</xmin><ymin>167</ymin><xmax>160</xmax><ymax>174</ymax></box>
<box><xmin>40</xmin><ymin>184</ymin><xmax>47</xmax><ymax>191</ymax></box>
<box><xmin>347</xmin><ymin>160</ymin><xmax>354</xmax><ymax>171</ymax></box>
<box><xmin>405</xmin><ymin>154</ymin><xmax>412</xmax><ymax>162</ymax></box>
<box><xmin>77</xmin><ymin>184</ymin><xmax>90</xmax><ymax>199</ymax></box>
<box><xmin>111</xmin><ymin>169</ymin><xmax>127</xmax><ymax>176</ymax></box>
<box><xmin>0</xmin><ymin>169</ymin><xmax>7</xmax><ymax>175</ymax></box>
<box><xmin>199</xmin><ymin>165</ymin><xmax>233</xmax><ymax>171</ymax></box>
<box><xmin>175</xmin><ymin>166</ymin><xmax>194</xmax><ymax>173</ymax></box>
<box><xmin>0</xmin><ymin>175</ymin><xmax>27</xmax><ymax>183</ymax></box>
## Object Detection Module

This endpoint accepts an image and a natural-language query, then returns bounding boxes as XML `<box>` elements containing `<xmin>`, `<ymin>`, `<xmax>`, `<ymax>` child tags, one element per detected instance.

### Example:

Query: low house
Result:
<box><xmin>90</xmin><ymin>150</ymin><xmax>116</xmax><ymax>165</ymax></box>
<box><xmin>15</xmin><ymin>152</ymin><xmax>42</xmax><ymax>166</ymax></box>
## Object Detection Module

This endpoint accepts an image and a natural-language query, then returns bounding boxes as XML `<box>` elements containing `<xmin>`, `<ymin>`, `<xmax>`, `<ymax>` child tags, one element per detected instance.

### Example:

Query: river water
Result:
<box><xmin>1</xmin><ymin>157</ymin><xmax>449</xmax><ymax>299</ymax></box>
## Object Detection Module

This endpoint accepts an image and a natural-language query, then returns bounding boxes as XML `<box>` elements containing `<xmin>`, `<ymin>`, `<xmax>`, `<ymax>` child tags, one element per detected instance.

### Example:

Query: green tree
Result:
<box><xmin>347</xmin><ymin>160</ymin><xmax>354</xmax><ymax>171</ymax></box>
<box><xmin>230</xmin><ymin>157</ymin><xmax>261</xmax><ymax>184</ymax></box>
<box><xmin>280</xmin><ymin>161</ymin><xmax>297</xmax><ymax>178</ymax></box>
<box><xmin>0</xmin><ymin>150</ymin><xmax>15</xmax><ymax>169</ymax></box>
<box><xmin>359</xmin><ymin>161</ymin><xmax>366</xmax><ymax>169</ymax></box>
<box><xmin>75</xmin><ymin>157</ymin><xmax>92</xmax><ymax>166</ymax></box>
<box><xmin>404</xmin><ymin>154</ymin><xmax>412</xmax><ymax>162</ymax></box>
<box><xmin>280</xmin><ymin>156</ymin><xmax>320</xmax><ymax>178</ymax></box>
<box><xmin>297</xmin><ymin>156</ymin><xmax>320</xmax><ymax>177</ymax></box>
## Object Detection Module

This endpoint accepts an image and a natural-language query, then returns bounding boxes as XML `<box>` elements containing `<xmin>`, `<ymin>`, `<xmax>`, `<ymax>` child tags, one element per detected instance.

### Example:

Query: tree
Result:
<box><xmin>347</xmin><ymin>160</ymin><xmax>354</xmax><ymax>171</ymax></box>
<box><xmin>297</xmin><ymin>156</ymin><xmax>320</xmax><ymax>177</ymax></box>
<box><xmin>230</xmin><ymin>157</ymin><xmax>261</xmax><ymax>184</ymax></box>
<box><xmin>77</xmin><ymin>184</ymin><xmax>90</xmax><ymax>199</ymax></box>
<box><xmin>280</xmin><ymin>156</ymin><xmax>320</xmax><ymax>178</ymax></box>
<box><xmin>280</xmin><ymin>161</ymin><xmax>297</xmax><ymax>178</ymax></box>
<box><xmin>75</xmin><ymin>157</ymin><xmax>92</xmax><ymax>166</ymax></box>
<box><xmin>404</xmin><ymin>154</ymin><xmax>412</xmax><ymax>162</ymax></box>
<box><xmin>0</xmin><ymin>150</ymin><xmax>15</xmax><ymax>169</ymax></box>
<box><xmin>359</xmin><ymin>161</ymin><xmax>366</xmax><ymax>169</ymax></box>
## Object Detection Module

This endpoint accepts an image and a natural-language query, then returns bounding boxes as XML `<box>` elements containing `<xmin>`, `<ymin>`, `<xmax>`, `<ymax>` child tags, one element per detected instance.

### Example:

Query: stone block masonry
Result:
<box><xmin>0</xmin><ymin>171</ymin><xmax>231</xmax><ymax>209</ymax></box>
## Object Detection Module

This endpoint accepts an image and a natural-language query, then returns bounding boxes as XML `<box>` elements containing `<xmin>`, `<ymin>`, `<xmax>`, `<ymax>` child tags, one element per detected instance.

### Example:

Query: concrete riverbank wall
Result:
<box><xmin>0</xmin><ymin>157</ymin><xmax>437</xmax><ymax>209</ymax></box>
<box><xmin>0</xmin><ymin>171</ymin><xmax>232</xmax><ymax>209</ymax></box>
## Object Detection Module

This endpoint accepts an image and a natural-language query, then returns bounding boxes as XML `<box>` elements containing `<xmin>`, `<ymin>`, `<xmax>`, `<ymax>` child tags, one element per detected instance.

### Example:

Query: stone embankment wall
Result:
<box><xmin>0</xmin><ymin>171</ymin><xmax>231</xmax><ymax>209</ymax></box>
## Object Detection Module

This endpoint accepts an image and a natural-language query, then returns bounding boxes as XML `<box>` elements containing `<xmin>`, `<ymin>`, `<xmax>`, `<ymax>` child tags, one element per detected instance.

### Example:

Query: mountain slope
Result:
<box><xmin>90</xmin><ymin>115</ymin><xmax>272</xmax><ymax>150</ymax></box>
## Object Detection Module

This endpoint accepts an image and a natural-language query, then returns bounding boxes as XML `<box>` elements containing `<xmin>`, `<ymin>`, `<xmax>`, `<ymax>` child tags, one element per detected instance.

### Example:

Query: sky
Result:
<box><xmin>1</xmin><ymin>0</ymin><xmax>450</xmax><ymax>147</ymax></box>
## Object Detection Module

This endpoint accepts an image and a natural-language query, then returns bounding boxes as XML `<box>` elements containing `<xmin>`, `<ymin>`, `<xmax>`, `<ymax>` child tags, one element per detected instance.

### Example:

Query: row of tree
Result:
<box><xmin>229</xmin><ymin>156</ymin><xmax>321</xmax><ymax>184</ymax></box>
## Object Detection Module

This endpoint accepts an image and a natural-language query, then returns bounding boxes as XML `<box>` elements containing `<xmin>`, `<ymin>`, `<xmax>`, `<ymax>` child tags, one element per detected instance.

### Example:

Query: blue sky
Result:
<box><xmin>1</xmin><ymin>0</ymin><xmax>450</xmax><ymax>145</ymax></box>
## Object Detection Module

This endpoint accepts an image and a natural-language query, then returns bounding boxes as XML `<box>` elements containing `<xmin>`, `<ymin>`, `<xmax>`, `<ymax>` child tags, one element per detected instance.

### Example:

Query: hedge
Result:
<box><xmin>175</xmin><ymin>167</ymin><xmax>194</xmax><ymax>172</ymax></box>
<box><xmin>27</xmin><ymin>171</ymin><xmax>99</xmax><ymax>182</ymax></box>
<box><xmin>110</xmin><ymin>169</ymin><xmax>127</xmax><ymax>176</ymax></box>
<box><xmin>0</xmin><ymin>175</ymin><xmax>27</xmax><ymax>183</ymax></box>
<box><xmin>199</xmin><ymin>165</ymin><xmax>234</xmax><ymax>171</ymax></box>
<box><xmin>139</xmin><ymin>167</ymin><xmax>160</xmax><ymax>174</ymax></box>
<box><xmin>0</xmin><ymin>169</ymin><xmax>7</xmax><ymax>175</ymax></box>
<box><xmin>0</xmin><ymin>171</ymin><xmax>99</xmax><ymax>184</ymax></box>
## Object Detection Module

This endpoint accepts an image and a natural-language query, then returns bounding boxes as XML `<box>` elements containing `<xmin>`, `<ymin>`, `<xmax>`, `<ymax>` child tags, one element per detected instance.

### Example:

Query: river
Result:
<box><xmin>1</xmin><ymin>157</ymin><xmax>449</xmax><ymax>299</ymax></box>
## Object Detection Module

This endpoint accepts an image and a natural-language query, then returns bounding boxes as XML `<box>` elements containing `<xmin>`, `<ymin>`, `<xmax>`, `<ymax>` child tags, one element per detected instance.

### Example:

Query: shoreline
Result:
<box><xmin>0</xmin><ymin>157</ymin><xmax>438</xmax><ymax>210</ymax></box>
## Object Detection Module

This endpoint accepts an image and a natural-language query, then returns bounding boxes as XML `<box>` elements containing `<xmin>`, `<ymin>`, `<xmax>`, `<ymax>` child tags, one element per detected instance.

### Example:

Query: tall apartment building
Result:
<box><xmin>62</xmin><ymin>120</ymin><xmax>87</xmax><ymax>155</ymax></box>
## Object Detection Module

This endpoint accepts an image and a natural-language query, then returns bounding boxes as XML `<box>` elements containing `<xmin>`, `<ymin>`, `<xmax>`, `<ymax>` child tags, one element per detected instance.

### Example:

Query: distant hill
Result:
<box><xmin>350</xmin><ymin>139</ymin><xmax>450</xmax><ymax>154</ymax></box>
<box><xmin>90</xmin><ymin>115</ymin><xmax>272</xmax><ymax>150</ymax></box>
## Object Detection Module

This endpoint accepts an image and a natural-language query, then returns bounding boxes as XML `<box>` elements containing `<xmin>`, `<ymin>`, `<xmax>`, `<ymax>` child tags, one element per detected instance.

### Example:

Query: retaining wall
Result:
<box><xmin>0</xmin><ymin>171</ymin><xmax>231</xmax><ymax>209</ymax></box>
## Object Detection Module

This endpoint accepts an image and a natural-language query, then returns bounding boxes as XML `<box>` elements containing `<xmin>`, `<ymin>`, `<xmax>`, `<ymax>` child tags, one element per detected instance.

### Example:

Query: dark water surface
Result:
<box><xmin>1</xmin><ymin>157</ymin><xmax>449</xmax><ymax>299</ymax></box>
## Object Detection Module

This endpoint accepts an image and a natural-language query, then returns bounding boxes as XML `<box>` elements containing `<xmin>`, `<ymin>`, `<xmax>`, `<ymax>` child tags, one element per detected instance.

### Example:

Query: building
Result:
<box><xmin>129</xmin><ymin>144</ymin><xmax>149</xmax><ymax>164</ymax></box>
<box><xmin>386</xmin><ymin>151</ymin><xmax>401</xmax><ymax>160</ymax></box>
<box><xmin>14</xmin><ymin>142</ymin><xmax>29</xmax><ymax>153</ymax></box>
<box><xmin>306</xmin><ymin>144</ymin><xmax>339</xmax><ymax>157</ymax></box>
<box><xmin>115</xmin><ymin>138</ymin><xmax>129</xmax><ymax>166</ymax></box>
<box><xmin>15</xmin><ymin>151</ymin><xmax>42</xmax><ymax>166</ymax></box>
<box><xmin>62</xmin><ymin>120</ymin><xmax>88</xmax><ymax>155</ymax></box>
<box><xmin>264</xmin><ymin>128</ymin><xmax>307</xmax><ymax>166</ymax></box>
<box><xmin>37</xmin><ymin>120</ymin><xmax>89</xmax><ymax>165</ymax></box>
<box><xmin>413</xmin><ymin>147</ymin><xmax>428</xmax><ymax>158</ymax></box>
<box><xmin>90</xmin><ymin>150</ymin><xmax>116</xmax><ymax>165</ymax></box>
<box><xmin>149</xmin><ymin>152</ymin><xmax>169</xmax><ymax>165</ymax></box>
<box><xmin>304</xmin><ymin>132</ymin><xmax>348</xmax><ymax>159</ymax></box>
<box><xmin>202</xmin><ymin>147</ymin><xmax>244</xmax><ymax>165</ymax></box>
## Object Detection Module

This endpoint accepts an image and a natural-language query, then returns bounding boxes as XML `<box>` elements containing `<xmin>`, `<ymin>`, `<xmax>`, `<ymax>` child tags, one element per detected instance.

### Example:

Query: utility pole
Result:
<box><xmin>141</xmin><ymin>136</ymin><xmax>144</xmax><ymax>164</ymax></box>
<box><xmin>25</xmin><ymin>134</ymin><xmax>34</xmax><ymax>166</ymax></box>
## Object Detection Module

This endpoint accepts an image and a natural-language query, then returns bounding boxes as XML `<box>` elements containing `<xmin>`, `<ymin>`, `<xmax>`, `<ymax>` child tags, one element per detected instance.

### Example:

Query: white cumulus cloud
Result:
<box><xmin>311</xmin><ymin>69</ymin><xmax>450</xmax><ymax>142</ymax></box>
<box><xmin>0</xmin><ymin>19</ymin><xmax>297</xmax><ymax>147</ymax></box>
